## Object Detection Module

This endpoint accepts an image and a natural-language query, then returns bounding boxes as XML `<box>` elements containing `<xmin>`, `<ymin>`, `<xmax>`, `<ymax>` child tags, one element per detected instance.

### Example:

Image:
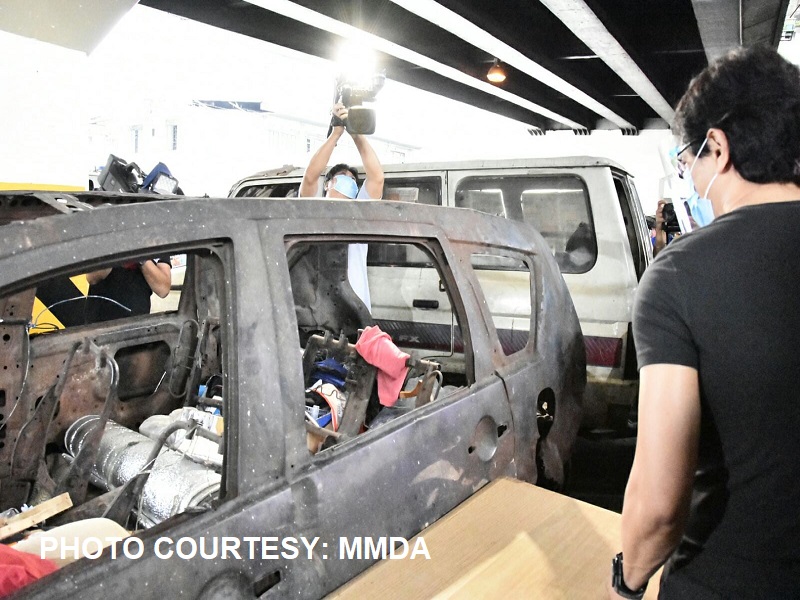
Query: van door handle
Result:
<box><xmin>413</xmin><ymin>299</ymin><xmax>439</xmax><ymax>310</ymax></box>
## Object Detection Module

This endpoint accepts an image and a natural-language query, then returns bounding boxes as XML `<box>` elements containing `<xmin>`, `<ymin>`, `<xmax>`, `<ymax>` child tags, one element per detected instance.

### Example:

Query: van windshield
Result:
<box><xmin>455</xmin><ymin>175</ymin><xmax>596</xmax><ymax>274</ymax></box>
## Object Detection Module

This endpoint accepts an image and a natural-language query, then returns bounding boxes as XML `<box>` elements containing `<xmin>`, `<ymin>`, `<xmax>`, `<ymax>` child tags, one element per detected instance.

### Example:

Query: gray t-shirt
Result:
<box><xmin>633</xmin><ymin>201</ymin><xmax>800</xmax><ymax>597</ymax></box>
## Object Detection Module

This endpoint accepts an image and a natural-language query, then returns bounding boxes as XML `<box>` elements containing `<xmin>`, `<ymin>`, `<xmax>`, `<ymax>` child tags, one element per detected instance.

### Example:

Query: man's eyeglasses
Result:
<box><xmin>672</xmin><ymin>112</ymin><xmax>731</xmax><ymax>179</ymax></box>
<box><xmin>673</xmin><ymin>139</ymin><xmax>701</xmax><ymax>179</ymax></box>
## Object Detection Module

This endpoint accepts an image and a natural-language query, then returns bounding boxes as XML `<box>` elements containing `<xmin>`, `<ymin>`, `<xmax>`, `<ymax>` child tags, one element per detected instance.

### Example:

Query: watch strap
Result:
<box><xmin>611</xmin><ymin>552</ymin><xmax>647</xmax><ymax>599</ymax></box>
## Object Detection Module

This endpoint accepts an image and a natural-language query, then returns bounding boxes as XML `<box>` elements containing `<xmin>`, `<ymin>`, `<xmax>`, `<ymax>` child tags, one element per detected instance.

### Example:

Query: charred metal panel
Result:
<box><xmin>289</xmin><ymin>242</ymin><xmax>374</xmax><ymax>339</ymax></box>
<box><xmin>0</xmin><ymin>192</ymin><xmax>584</xmax><ymax>599</ymax></box>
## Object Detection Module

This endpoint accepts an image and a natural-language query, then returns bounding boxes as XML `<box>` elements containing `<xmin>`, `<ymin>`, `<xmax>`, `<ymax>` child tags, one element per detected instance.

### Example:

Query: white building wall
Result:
<box><xmin>87</xmin><ymin>100</ymin><xmax>417</xmax><ymax>197</ymax></box>
<box><xmin>0</xmin><ymin>31</ymin><xmax>89</xmax><ymax>190</ymax></box>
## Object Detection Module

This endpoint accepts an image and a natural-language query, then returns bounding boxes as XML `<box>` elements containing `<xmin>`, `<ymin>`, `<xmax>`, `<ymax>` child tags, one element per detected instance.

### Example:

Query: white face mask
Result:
<box><xmin>678</xmin><ymin>137</ymin><xmax>717</xmax><ymax>231</ymax></box>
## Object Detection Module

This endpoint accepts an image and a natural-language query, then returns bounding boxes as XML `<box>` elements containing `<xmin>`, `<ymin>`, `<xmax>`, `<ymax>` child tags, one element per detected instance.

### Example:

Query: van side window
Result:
<box><xmin>470</xmin><ymin>253</ymin><xmax>533</xmax><ymax>356</ymax></box>
<box><xmin>455</xmin><ymin>188</ymin><xmax>506</xmax><ymax>217</ymax></box>
<box><xmin>455</xmin><ymin>175</ymin><xmax>595</xmax><ymax>274</ymax></box>
<box><xmin>383</xmin><ymin>177</ymin><xmax>442</xmax><ymax>205</ymax></box>
<box><xmin>612</xmin><ymin>174</ymin><xmax>646</xmax><ymax>280</ymax></box>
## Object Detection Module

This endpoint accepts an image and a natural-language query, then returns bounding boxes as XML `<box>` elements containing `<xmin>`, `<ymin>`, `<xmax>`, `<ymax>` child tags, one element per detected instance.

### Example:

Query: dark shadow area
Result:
<box><xmin>562</xmin><ymin>435</ymin><xmax>636</xmax><ymax>513</ymax></box>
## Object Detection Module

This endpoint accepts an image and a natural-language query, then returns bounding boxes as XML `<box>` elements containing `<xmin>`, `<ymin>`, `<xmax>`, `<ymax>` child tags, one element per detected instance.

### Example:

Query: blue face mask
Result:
<box><xmin>330</xmin><ymin>175</ymin><xmax>358</xmax><ymax>199</ymax></box>
<box><xmin>684</xmin><ymin>191</ymin><xmax>716</xmax><ymax>228</ymax></box>
<box><xmin>682</xmin><ymin>137</ymin><xmax>717</xmax><ymax>229</ymax></box>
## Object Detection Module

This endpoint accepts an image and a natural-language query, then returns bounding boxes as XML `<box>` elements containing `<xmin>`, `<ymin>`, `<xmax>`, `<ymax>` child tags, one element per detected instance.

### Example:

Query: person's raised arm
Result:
<box><xmin>299</xmin><ymin>104</ymin><xmax>347</xmax><ymax>198</ymax></box>
<box><xmin>86</xmin><ymin>268</ymin><xmax>112</xmax><ymax>285</ymax></box>
<box><xmin>141</xmin><ymin>260</ymin><xmax>172</xmax><ymax>298</ymax></box>
<box><xmin>352</xmin><ymin>133</ymin><xmax>384</xmax><ymax>200</ymax></box>
<box><xmin>609</xmin><ymin>363</ymin><xmax>700</xmax><ymax>597</ymax></box>
<box><xmin>653</xmin><ymin>200</ymin><xmax>668</xmax><ymax>257</ymax></box>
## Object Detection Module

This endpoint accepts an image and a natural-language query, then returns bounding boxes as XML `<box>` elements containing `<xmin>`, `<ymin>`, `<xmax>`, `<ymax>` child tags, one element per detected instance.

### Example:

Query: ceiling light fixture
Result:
<box><xmin>487</xmin><ymin>59</ymin><xmax>506</xmax><ymax>83</ymax></box>
<box><xmin>388</xmin><ymin>0</ymin><xmax>638</xmax><ymax>129</ymax></box>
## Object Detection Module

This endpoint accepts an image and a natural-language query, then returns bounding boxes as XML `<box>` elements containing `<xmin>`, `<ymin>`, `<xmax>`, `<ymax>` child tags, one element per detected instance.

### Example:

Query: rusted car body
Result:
<box><xmin>0</xmin><ymin>191</ymin><xmax>584</xmax><ymax>598</ymax></box>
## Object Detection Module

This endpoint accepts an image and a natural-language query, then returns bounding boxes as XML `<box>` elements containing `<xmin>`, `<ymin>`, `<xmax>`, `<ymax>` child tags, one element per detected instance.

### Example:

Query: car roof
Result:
<box><xmin>0</xmin><ymin>192</ymin><xmax>547</xmax><ymax>266</ymax></box>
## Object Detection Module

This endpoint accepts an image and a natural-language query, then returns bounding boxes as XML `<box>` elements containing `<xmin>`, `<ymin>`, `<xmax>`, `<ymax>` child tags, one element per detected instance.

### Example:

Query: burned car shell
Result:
<box><xmin>0</xmin><ymin>193</ymin><xmax>584</xmax><ymax>599</ymax></box>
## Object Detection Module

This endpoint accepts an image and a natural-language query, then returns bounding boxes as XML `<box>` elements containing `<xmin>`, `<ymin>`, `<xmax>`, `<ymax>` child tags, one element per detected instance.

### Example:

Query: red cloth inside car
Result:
<box><xmin>355</xmin><ymin>325</ymin><xmax>410</xmax><ymax>407</ymax></box>
<box><xmin>0</xmin><ymin>543</ymin><xmax>58</xmax><ymax>596</ymax></box>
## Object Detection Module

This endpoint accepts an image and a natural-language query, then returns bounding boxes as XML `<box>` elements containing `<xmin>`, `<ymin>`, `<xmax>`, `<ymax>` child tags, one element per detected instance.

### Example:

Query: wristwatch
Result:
<box><xmin>611</xmin><ymin>552</ymin><xmax>648</xmax><ymax>599</ymax></box>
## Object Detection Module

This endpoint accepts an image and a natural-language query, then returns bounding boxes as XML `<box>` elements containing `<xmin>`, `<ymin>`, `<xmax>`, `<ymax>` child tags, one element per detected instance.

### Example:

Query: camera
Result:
<box><xmin>338</xmin><ymin>72</ymin><xmax>385</xmax><ymax>107</ymax></box>
<box><xmin>336</xmin><ymin>72</ymin><xmax>385</xmax><ymax>135</ymax></box>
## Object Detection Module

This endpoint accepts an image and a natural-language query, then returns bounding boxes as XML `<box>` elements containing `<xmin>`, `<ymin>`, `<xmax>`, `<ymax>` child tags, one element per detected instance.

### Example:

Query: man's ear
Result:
<box><xmin>706</xmin><ymin>128</ymin><xmax>732</xmax><ymax>173</ymax></box>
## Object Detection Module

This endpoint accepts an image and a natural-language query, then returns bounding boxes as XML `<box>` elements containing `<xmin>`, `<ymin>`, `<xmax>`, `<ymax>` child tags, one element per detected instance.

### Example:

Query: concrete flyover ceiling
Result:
<box><xmin>1</xmin><ymin>0</ymin><xmax>790</xmax><ymax>132</ymax></box>
<box><xmin>136</xmin><ymin>0</ymin><xmax>788</xmax><ymax>132</ymax></box>
<box><xmin>0</xmin><ymin>0</ymin><xmax>139</xmax><ymax>54</ymax></box>
<box><xmin>693</xmin><ymin>0</ymin><xmax>790</xmax><ymax>62</ymax></box>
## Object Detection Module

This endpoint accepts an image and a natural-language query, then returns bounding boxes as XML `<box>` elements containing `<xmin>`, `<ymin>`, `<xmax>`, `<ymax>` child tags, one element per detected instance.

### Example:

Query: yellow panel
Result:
<box><xmin>31</xmin><ymin>297</ymin><xmax>64</xmax><ymax>334</ymax></box>
<box><xmin>70</xmin><ymin>274</ymin><xmax>90</xmax><ymax>296</ymax></box>
<box><xmin>0</xmin><ymin>183</ymin><xmax>84</xmax><ymax>191</ymax></box>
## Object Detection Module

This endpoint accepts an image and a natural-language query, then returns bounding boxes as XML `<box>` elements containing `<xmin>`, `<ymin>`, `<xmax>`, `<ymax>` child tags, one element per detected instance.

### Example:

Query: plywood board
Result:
<box><xmin>331</xmin><ymin>478</ymin><xmax>659</xmax><ymax>599</ymax></box>
<box><xmin>0</xmin><ymin>493</ymin><xmax>73</xmax><ymax>541</ymax></box>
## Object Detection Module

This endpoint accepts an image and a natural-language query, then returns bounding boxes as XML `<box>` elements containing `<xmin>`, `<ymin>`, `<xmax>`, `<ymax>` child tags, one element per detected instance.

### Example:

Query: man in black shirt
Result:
<box><xmin>85</xmin><ymin>257</ymin><xmax>171</xmax><ymax>323</ymax></box>
<box><xmin>610</xmin><ymin>47</ymin><xmax>800</xmax><ymax>599</ymax></box>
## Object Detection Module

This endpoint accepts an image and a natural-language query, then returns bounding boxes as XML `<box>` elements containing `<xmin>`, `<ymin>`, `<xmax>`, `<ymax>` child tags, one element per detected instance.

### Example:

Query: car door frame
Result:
<box><xmin>5</xmin><ymin>202</ymin><xmax>305</xmax><ymax>599</ymax></box>
<box><xmin>262</xmin><ymin>216</ymin><xmax>516</xmax><ymax>595</ymax></box>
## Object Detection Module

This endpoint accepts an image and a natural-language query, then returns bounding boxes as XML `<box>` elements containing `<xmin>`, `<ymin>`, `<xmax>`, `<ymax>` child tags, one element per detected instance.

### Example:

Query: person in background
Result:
<box><xmin>651</xmin><ymin>199</ymin><xmax>668</xmax><ymax>256</ymax></box>
<box><xmin>299</xmin><ymin>102</ymin><xmax>384</xmax><ymax>311</ymax></box>
<box><xmin>299</xmin><ymin>102</ymin><xmax>384</xmax><ymax>201</ymax></box>
<box><xmin>609</xmin><ymin>46</ymin><xmax>800</xmax><ymax>599</ymax></box>
<box><xmin>85</xmin><ymin>257</ymin><xmax>171</xmax><ymax>323</ymax></box>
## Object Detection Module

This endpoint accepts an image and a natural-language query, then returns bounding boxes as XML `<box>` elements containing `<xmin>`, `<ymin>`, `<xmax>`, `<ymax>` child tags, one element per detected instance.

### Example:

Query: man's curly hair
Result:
<box><xmin>673</xmin><ymin>45</ymin><xmax>800</xmax><ymax>185</ymax></box>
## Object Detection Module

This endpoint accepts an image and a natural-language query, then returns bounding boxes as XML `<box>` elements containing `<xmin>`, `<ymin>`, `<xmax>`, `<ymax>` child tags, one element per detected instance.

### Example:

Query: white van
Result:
<box><xmin>229</xmin><ymin>157</ymin><xmax>652</xmax><ymax>431</ymax></box>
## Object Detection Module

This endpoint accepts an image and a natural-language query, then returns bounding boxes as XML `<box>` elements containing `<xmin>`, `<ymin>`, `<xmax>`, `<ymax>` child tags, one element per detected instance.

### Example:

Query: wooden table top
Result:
<box><xmin>330</xmin><ymin>477</ymin><xmax>660</xmax><ymax>599</ymax></box>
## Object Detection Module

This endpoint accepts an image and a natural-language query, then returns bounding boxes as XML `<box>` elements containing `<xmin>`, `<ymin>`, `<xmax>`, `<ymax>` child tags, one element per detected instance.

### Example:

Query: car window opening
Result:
<box><xmin>287</xmin><ymin>239</ymin><xmax>470</xmax><ymax>455</ymax></box>
<box><xmin>0</xmin><ymin>248</ymin><xmax>229</xmax><ymax>552</ymax></box>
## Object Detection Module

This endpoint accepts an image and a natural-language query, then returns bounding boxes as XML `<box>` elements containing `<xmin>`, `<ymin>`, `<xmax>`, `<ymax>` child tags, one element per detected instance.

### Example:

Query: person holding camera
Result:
<box><xmin>299</xmin><ymin>102</ymin><xmax>385</xmax><ymax>311</ymax></box>
<box><xmin>300</xmin><ymin>102</ymin><xmax>384</xmax><ymax>201</ymax></box>
<box><xmin>84</xmin><ymin>257</ymin><xmax>172</xmax><ymax>323</ymax></box>
<box><xmin>650</xmin><ymin>199</ymin><xmax>682</xmax><ymax>257</ymax></box>
<box><xmin>651</xmin><ymin>199</ymin><xmax>669</xmax><ymax>256</ymax></box>
<box><xmin>610</xmin><ymin>46</ymin><xmax>800</xmax><ymax>599</ymax></box>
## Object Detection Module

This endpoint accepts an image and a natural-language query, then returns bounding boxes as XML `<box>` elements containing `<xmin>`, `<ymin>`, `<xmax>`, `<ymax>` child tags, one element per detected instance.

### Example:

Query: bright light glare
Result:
<box><xmin>336</xmin><ymin>40</ymin><xmax>377</xmax><ymax>85</ymax></box>
<box><xmin>244</xmin><ymin>0</ymin><xmax>582</xmax><ymax>128</ymax></box>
